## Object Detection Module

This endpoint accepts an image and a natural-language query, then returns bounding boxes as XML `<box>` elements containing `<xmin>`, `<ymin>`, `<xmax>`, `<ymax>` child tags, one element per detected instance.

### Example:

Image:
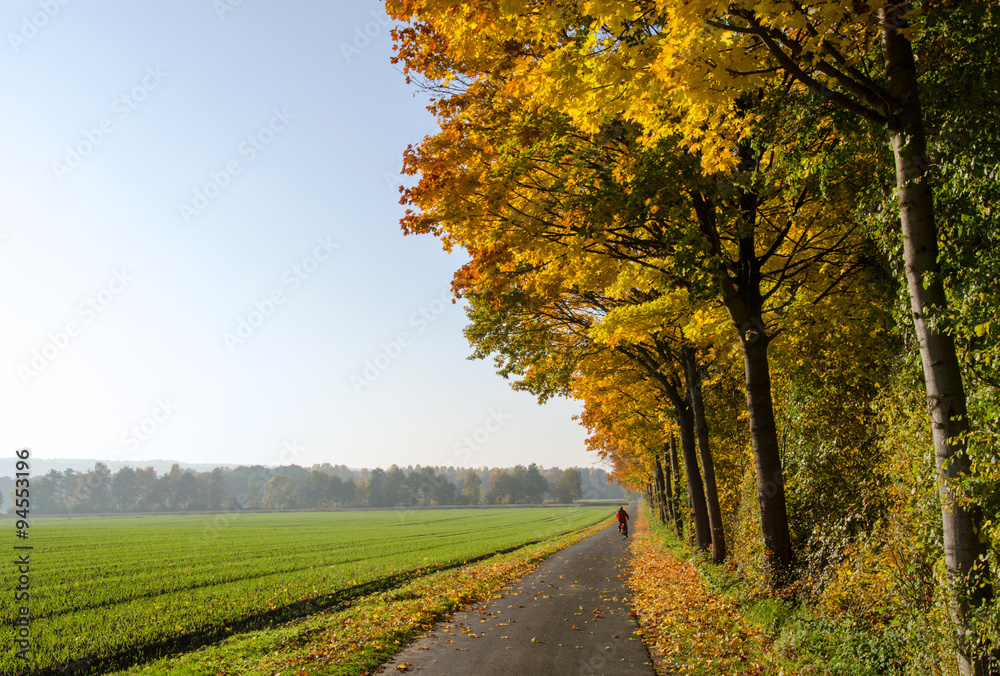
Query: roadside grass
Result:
<box><xmin>112</xmin><ymin>519</ymin><xmax>610</xmax><ymax>675</ymax></box>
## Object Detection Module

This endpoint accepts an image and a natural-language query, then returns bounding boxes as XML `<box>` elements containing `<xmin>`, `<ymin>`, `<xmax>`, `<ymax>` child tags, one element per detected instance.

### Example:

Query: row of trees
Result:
<box><xmin>387</xmin><ymin>1</ymin><xmax>1000</xmax><ymax>673</ymax></box>
<box><xmin>16</xmin><ymin>462</ymin><xmax>629</xmax><ymax>514</ymax></box>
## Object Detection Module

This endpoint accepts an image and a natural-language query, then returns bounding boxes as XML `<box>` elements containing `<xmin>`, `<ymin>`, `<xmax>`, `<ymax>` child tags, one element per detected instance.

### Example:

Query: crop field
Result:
<box><xmin>1</xmin><ymin>506</ymin><xmax>610</xmax><ymax>674</ymax></box>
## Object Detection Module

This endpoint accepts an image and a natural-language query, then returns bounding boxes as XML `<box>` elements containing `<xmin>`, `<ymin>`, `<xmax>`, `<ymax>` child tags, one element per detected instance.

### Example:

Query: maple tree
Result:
<box><xmin>387</xmin><ymin>0</ymin><xmax>1000</xmax><ymax>668</ymax></box>
<box><xmin>461</xmin><ymin>265</ymin><xmax>726</xmax><ymax>559</ymax></box>
<box><xmin>384</xmin><ymin>52</ymin><xmax>730</xmax><ymax>556</ymax></box>
<box><xmin>386</xmin><ymin>1</ymin><xmax>998</xmax><ymax>669</ymax></box>
<box><xmin>589</xmin><ymin>292</ymin><xmax>729</xmax><ymax>563</ymax></box>
<box><xmin>390</xmin><ymin>47</ymin><xmax>870</xmax><ymax>578</ymax></box>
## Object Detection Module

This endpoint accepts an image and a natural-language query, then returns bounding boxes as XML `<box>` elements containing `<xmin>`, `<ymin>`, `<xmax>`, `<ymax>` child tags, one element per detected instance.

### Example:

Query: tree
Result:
<box><xmin>35</xmin><ymin>469</ymin><xmax>67</xmax><ymax>514</ymax></box>
<box><xmin>162</xmin><ymin>464</ymin><xmax>198</xmax><ymax>511</ymax></box>
<box><xmin>111</xmin><ymin>467</ymin><xmax>139</xmax><ymax>512</ymax></box>
<box><xmin>458</xmin><ymin>469</ymin><xmax>482</xmax><ymax>505</ymax></box>
<box><xmin>365</xmin><ymin>468</ymin><xmax>388</xmax><ymax>508</ymax></box>
<box><xmin>594</xmin><ymin>309</ymin><xmax>729</xmax><ymax>563</ymax></box>
<box><xmin>553</xmin><ymin>468</ymin><xmax>583</xmax><ymax>504</ymax></box>
<box><xmin>85</xmin><ymin>463</ymin><xmax>113</xmax><ymax>513</ymax></box>
<box><xmin>302</xmin><ymin>470</ymin><xmax>331</xmax><ymax>508</ymax></box>
<box><xmin>134</xmin><ymin>467</ymin><xmax>160</xmax><ymax>511</ymax></box>
<box><xmin>428</xmin><ymin>468</ymin><xmax>458</xmax><ymax>505</ymax></box>
<box><xmin>388</xmin><ymin>1</ymin><xmax>996</xmax><ymax>666</ymax></box>
<box><xmin>386</xmin><ymin>464</ymin><xmax>409</xmax><ymax>507</ymax></box>
<box><xmin>246</xmin><ymin>483</ymin><xmax>261</xmax><ymax>510</ymax></box>
<box><xmin>331</xmin><ymin>476</ymin><xmax>355</xmax><ymax>507</ymax></box>
<box><xmin>64</xmin><ymin>470</ymin><xmax>88</xmax><ymax>513</ymax></box>
<box><xmin>409</xmin><ymin>466</ymin><xmax>448</xmax><ymax>506</ymax></box>
<box><xmin>207</xmin><ymin>467</ymin><xmax>227</xmax><ymax>511</ymax></box>
<box><xmin>386</xmin><ymin>17</ymin><xmax>873</xmax><ymax>575</ymax></box>
<box><xmin>519</xmin><ymin>464</ymin><xmax>549</xmax><ymax>504</ymax></box>
<box><xmin>263</xmin><ymin>475</ymin><xmax>298</xmax><ymax>510</ymax></box>
<box><xmin>485</xmin><ymin>469</ymin><xmax>516</xmax><ymax>505</ymax></box>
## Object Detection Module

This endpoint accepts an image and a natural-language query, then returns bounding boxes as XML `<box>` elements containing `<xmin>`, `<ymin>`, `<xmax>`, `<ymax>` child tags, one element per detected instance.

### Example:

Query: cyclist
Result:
<box><xmin>616</xmin><ymin>505</ymin><xmax>629</xmax><ymax>538</ymax></box>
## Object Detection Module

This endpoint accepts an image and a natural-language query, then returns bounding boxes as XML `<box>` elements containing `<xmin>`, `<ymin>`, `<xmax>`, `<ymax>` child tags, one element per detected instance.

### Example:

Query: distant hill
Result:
<box><xmin>0</xmin><ymin>460</ymin><xmax>633</xmax><ymax>514</ymax></box>
<box><xmin>0</xmin><ymin>458</ymin><xmax>235</xmax><ymax>479</ymax></box>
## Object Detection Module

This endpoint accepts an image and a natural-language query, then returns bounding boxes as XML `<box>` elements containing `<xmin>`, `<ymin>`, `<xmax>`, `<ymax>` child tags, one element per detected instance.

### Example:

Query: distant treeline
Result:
<box><xmin>5</xmin><ymin>462</ymin><xmax>633</xmax><ymax>514</ymax></box>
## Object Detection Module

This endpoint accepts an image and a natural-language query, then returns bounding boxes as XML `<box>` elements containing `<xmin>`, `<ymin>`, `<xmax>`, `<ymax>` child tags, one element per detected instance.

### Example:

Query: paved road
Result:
<box><xmin>378</xmin><ymin>511</ymin><xmax>655</xmax><ymax>675</ymax></box>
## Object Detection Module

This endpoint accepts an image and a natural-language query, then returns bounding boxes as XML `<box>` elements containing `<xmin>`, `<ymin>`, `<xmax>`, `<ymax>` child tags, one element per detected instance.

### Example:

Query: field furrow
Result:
<box><xmin>2</xmin><ymin>506</ymin><xmax>611</xmax><ymax>674</ymax></box>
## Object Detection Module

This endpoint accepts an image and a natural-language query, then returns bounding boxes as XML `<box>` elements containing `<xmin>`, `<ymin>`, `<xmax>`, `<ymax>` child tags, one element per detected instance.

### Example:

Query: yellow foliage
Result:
<box><xmin>628</xmin><ymin>506</ymin><xmax>784</xmax><ymax>673</ymax></box>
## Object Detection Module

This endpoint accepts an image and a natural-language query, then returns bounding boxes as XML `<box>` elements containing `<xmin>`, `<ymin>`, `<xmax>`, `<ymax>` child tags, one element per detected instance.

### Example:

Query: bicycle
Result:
<box><xmin>618</xmin><ymin>522</ymin><xmax>628</xmax><ymax>539</ymax></box>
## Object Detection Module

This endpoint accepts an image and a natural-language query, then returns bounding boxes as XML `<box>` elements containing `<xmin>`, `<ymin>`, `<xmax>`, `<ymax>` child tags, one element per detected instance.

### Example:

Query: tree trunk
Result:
<box><xmin>694</xmin><ymin>163</ymin><xmax>793</xmax><ymax>583</ymax></box>
<box><xmin>880</xmin><ymin>9</ymin><xmax>992</xmax><ymax>672</ymax></box>
<box><xmin>653</xmin><ymin>451</ymin><xmax>668</xmax><ymax>524</ymax></box>
<box><xmin>740</xmin><ymin>331</ymin><xmax>793</xmax><ymax>582</ymax></box>
<box><xmin>719</xmin><ymin>268</ymin><xmax>793</xmax><ymax>580</ymax></box>
<box><xmin>677</xmin><ymin>405</ymin><xmax>712</xmax><ymax>551</ymax></box>
<box><xmin>685</xmin><ymin>346</ymin><xmax>727</xmax><ymax>564</ymax></box>
<box><xmin>660</xmin><ymin>445</ymin><xmax>676</xmax><ymax>529</ymax></box>
<box><xmin>669</xmin><ymin>433</ymin><xmax>683</xmax><ymax>537</ymax></box>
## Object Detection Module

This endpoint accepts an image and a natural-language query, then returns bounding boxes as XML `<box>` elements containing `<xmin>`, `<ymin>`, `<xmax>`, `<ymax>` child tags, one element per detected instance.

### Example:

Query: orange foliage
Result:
<box><xmin>628</xmin><ymin>506</ymin><xmax>784</xmax><ymax>674</ymax></box>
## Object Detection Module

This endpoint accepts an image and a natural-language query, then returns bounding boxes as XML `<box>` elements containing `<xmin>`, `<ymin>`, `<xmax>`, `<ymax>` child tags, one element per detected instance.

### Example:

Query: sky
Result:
<box><xmin>0</xmin><ymin>0</ymin><xmax>598</xmax><ymax>472</ymax></box>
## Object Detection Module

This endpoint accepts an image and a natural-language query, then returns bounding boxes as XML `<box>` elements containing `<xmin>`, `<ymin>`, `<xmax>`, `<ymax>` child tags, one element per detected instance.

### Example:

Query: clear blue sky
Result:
<box><xmin>0</xmin><ymin>0</ymin><xmax>596</xmax><ymax>471</ymax></box>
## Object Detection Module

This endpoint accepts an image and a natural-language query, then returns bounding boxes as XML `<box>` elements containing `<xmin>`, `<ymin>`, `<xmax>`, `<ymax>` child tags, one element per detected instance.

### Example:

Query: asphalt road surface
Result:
<box><xmin>378</xmin><ymin>509</ymin><xmax>656</xmax><ymax>675</ymax></box>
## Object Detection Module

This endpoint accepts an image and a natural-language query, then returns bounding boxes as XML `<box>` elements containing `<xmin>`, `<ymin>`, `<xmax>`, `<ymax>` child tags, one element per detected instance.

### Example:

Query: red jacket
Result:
<box><xmin>616</xmin><ymin>509</ymin><xmax>629</xmax><ymax>524</ymax></box>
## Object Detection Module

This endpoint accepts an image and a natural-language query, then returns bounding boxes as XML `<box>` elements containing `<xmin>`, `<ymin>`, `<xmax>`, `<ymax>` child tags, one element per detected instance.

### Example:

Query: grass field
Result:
<box><xmin>2</xmin><ymin>506</ymin><xmax>610</xmax><ymax>674</ymax></box>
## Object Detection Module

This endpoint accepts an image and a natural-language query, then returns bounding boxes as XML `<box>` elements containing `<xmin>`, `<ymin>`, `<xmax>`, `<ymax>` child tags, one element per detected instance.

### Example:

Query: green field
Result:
<box><xmin>2</xmin><ymin>506</ymin><xmax>609</xmax><ymax>674</ymax></box>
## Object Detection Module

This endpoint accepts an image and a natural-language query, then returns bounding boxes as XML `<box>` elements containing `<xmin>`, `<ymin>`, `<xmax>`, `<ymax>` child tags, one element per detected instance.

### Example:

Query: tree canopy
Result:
<box><xmin>388</xmin><ymin>1</ymin><xmax>1000</xmax><ymax>672</ymax></box>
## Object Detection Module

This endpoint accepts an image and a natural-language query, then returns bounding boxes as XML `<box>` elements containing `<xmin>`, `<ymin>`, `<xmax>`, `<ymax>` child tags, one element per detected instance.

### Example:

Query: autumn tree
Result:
<box><xmin>263</xmin><ymin>475</ymin><xmax>299</xmax><ymax>510</ymax></box>
<box><xmin>458</xmin><ymin>468</ymin><xmax>482</xmax><ymax>505</ymax></box>
<box><xmin>387</xmin><ymin>18</ymin><xmax>871</xmax><ymax>574</ymax></box>
<box><xmin>553</xmin><ymin>467</ymin><xmax>583</xmax><ymax>504</ymax></box>
<box><xmin>387</xmin><ymin>1</ymin><xmax>997</xmax><ymax>666</ymax></box>
<box><xmin>485</xmin><ymin>468</ymin><xmax>516</xmax><ymax>504</ymax></box>
<box><xmin>463</xmin><ymin>275</ymin><xmax>726</xmax><ymax>559</ymax></box>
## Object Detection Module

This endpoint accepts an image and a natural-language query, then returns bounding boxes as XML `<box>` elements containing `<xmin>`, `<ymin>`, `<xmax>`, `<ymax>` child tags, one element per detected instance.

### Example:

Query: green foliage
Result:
<box><xmin>921</xmin><ymin>7</ymin><xmax>1000</xmax><ymax>595</ymax></box>
<box><xmin>769</xmin><ymin>282</ymin><xmax>898</xmax><ymax>575</ymax></box>
<box><xmin>554</xmin><ymin>467</ymin><xmax>584</xmax><ymax>503</ymax></box>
